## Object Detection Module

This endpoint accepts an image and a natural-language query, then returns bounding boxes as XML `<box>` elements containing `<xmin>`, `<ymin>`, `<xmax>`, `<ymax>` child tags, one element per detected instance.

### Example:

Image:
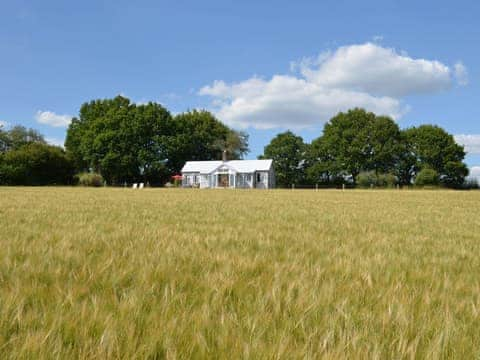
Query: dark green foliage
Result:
<box><xmin>414</xmin><ymin>168</ymin><xmax>439</xmax><ymax>187</ymax></box>
<box><xmin>303</xmin><ymin>110</ymin><xmax>468</xmax><ymax>189</ymax></box>
<box><xmin>65</xmin><ymin>96</ymin><xmax>172</xmax><ymax>185</ymax></box>
<box><xmin>65</xmin><ymin>98</ymin><xmax>248</xmax><ymax>185</ymax></box>
<box><xmin>259</xmin><ymin>131</ymin><xmax>307</xmax><ymax>187</ymax></box>
<box><xmin>0</xmin><ymin>143</ymin><xmax>74</xmax><ymax>185</ymax></box>
<box><xmin>403</xmin><ymin>125</ymin><xmax>468</xmax><ymax>188</ymax></box>
<box><xmin>306</xmin><ymin>109</ymin><xmax>403</xmax><ymax>185</ymax></box>
<box><xmin>165</xmin><ymin>110</ymin><xmax>248</xmax><ymax>174</ymax></box>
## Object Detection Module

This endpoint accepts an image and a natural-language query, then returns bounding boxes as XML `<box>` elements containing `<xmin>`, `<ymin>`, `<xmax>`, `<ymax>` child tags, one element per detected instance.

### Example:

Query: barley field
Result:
<box><xmin>1</xmin><ymin>187</ymin><xmax>480</xmax><ymax>359</ymax></box>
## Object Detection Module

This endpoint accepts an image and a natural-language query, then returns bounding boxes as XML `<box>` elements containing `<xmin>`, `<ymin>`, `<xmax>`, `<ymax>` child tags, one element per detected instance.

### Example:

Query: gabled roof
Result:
<box><xmin>182</xmin><ymin>159</ymin><xmax>273</xmax><ymax>174</ymax></box>
<box><xmin>182</xmin><ymin>161</ymin><xmax>223</xmax><ymax>174</ymax></box>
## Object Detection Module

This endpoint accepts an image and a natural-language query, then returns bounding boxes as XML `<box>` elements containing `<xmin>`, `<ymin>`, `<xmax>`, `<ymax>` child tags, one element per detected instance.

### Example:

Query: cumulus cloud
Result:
<box><xmin>296</xmin><ymin>43</ymin><xmax>452</xmax><ymax>97</ymax></box>
<box><xmin>200</xmin><ymin>42</ymin><xmax>464</xmax><ymax>129</ymax></box>
<box><xmin>200</xmin><ymin>76</ymin><xmax>404</xmax><ymax>129</ymax></box>
<box><xmin>35</xmin><ymin>110</ymin><xmax>72</xmax><ymax>127</ymax></box>
<box><xmin>454</xmin><ymin>62</ymin><xmax>468</xmax><ymax>86</ymax></box>
<box><xmin>454</xmin><ymin>134</ymin><xmax>480</xmax><ymax>155</ymax></box>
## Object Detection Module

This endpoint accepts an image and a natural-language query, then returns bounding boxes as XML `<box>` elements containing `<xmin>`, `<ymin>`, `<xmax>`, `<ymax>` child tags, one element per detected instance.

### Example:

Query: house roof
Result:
<box><xmin>182</xmin><ymin>159</ymin><xmax>273</xmax><ymax>174</ymax></box>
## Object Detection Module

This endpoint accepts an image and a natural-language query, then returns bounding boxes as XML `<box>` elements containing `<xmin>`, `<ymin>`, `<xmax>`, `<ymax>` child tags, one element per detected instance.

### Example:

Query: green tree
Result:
<box><xmin>308</xmin><ymin>111</ymin><xmax>403</xmax><ymax>185</ymax></box>
<box><xmin>0</xmin><ymin>143</ymin><xmax>74</xmax><ymax>185</ymax></box>
<box><xmin>306</xmin><ymin>136</ymin><xmax>346</xmax><ymax>186</ymax></box>
<box><xmin>260</xmin><ymin>131</ymin><xmax>307</xmax><ymax>187</ymax></box>
<box><xmin>65</xmin><ymin>98</ymin><xmax>248</xmax><ymax>185</ymax></box>
<box><xmin>165</xmin><ymin>110</ymin><xmax>249</xmax><ymax>174</ymax></box>
<box><xmin>404</xmin><ymin>125</ymin><xmax>468</xmax><ymax>188</ymax></box>
<box><xmin>310</xmin><ymin>109</ymin><xmax>378</xmax><ymax>184</ymax></box>
<box><xmin>65</xmin><ymin>96</ymin><xmax>173</xmax><ymax>185</ymax></box>
<box><xmin>368</xmin><ymin>116</ymin><xmax>403</xmax><ymax>174</ymax></box>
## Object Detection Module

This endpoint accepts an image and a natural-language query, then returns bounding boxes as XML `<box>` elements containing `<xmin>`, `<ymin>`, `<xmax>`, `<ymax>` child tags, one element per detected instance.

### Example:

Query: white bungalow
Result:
<box><xmin>181</xmin><ymin>159</ymin><xmax>275</xmax><ymax>189</ymax></box>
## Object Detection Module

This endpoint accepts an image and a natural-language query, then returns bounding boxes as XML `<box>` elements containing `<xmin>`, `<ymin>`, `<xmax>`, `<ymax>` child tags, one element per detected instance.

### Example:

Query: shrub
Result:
<box><xmin>0</xmin><ymin>143</ymin><xmax>74</xmax><ymax>185</ymax></box>
<box><xmin>415</xmin><ymin>168</ymin><xmax>439</xmax><ymax>187</ymax></box>
<box><xmin>376</xmin><ymin>173</ymin><xmax>397</xmax><ymax>188</ymax></box>
<box><xmin>357</xmin><ymin>171</ymin><xmax>397</xmax><ymax>188</ymax></box>
<box><xmin>77</xmin><ymin>172</ymin><xmax>104</xmax><ymax>187</ymax></box>
<box><xmin>357</xmin><ymin>171</ymin><xmax>376</xmax><ymax>188</ymax></box>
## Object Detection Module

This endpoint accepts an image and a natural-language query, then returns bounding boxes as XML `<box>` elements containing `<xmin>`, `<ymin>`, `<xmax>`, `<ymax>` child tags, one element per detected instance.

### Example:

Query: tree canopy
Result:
<box><xmin>403</xmin><ymin>125</ymin><xmax>468</xmax><ymax>188</ymax></box>
<box><xmin>0</xmin><ymin>142</ymin><xmax>73</xmax><ymax>185</ymax></box>
<box><xmin>65</xmin><ymin>96</ymin><xmax>249</xmax><ymax>185</ymax></box>
<box><xmin>262</xmin><ymin>108</ymin><xmax>469</xmax><ymax>188</ymax></box>
<box><xmin>260</xmin><ymin>131</ymin><xmax>307</xmax><ymax>187</ymax></box>
<box><xmin>306</xmin><ymin>109</ymin><xmax>403</xmax><ymax>184</ymax></box>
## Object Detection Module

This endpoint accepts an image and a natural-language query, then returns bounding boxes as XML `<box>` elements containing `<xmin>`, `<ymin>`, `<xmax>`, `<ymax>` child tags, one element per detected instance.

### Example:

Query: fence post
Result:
<box><xmin>292</xmin><ymin>184</ymin><xmax>295</xmax><ymax>190</ymax></box>
<box><xmin>315</xmin><ymin>184</ymin><xmax>318</xmax><ymax>191</ymax></box>
<box><xmin>342</xmin><ymin>183</ymin><xmax>345</xmax><ymax>191</ymax></box>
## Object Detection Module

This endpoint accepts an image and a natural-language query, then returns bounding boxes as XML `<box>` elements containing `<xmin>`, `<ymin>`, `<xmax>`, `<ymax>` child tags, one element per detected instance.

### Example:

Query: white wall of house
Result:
<box><xmin>181</xmin><ymin>160</ymin><xmax>274</xmax><ymax>189</ymax></box>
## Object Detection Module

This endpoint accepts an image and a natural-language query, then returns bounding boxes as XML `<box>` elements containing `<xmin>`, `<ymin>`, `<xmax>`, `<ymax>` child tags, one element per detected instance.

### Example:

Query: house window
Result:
<box><xmin>257</xmin><ymin>172</ymin><xmax>261</xmax><ymax>183</ymax></box>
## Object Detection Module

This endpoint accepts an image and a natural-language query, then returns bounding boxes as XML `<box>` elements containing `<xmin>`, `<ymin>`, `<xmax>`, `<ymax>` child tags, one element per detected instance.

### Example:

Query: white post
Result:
<box><xmin>315</xmin><ymin>184</ymin><xmax>318</xmax><ymax>191</ymax></box>
<box><xmin>342</xmin><ymin>183</ymin><xmax>345</xmax><ymax>191</ymax></box>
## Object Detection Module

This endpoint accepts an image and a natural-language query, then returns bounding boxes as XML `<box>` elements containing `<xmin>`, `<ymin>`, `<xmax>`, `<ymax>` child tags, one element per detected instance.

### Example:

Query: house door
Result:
<box><xmin>255</xmin><ymin>172</ymin><xmax>268</xmax><ymax>189</ymax></box>
<box><xmin>218</xmin><ymin>174</ymin><xmax>229</xmax><ymax>187</ymax></box>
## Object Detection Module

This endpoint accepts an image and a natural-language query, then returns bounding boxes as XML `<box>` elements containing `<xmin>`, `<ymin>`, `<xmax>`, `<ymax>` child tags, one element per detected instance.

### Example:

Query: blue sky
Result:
<box><xmin>1</xmin><ymin>0</ymin><xmax>480</xmax><ymax>177</ymax></box>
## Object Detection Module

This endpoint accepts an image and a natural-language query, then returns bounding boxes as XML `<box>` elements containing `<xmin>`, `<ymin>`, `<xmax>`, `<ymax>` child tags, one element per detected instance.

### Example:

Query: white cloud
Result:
<box><xmin>0</xmin><ymin>120</ymin><xmax>9</xmax><ymax>128</ymax></box>
<box><xmin>454</xmin><ymin>134</ymin><xmax>480</xmax><ymax>155</ymax></box>
<box><xmin>295</xmin><ymin>43</ymin><xmax>452</xmax><ymax>97</ymax></box>
<box><xmin>454</xmin><ymin>61</ymin><xmax>468</xmax><ymax>86</ymax></box>
<box><xmin>35</xmin><ymin>111</ymin><xmax>72</xmax><ymax>127</ymax></box>
<box><xmin>200</xmin><ymin>76</ymin><xmax>404</xmax><ymax>129</ymax></box>
<box><xmin>45</xmin><ymin>137</ymin><xmax>65</xmax><ymax>148</ymax></box>
<box><xmin>200</xmin><ymin>43</ymin><xmax>463</xmax><ymax>129</ymax></box>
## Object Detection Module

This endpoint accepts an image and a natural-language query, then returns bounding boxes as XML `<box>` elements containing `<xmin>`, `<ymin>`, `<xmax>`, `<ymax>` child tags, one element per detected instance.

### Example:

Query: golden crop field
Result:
<box><xmin>1</xmin><ymin>187</ymin><xmax>480</xmax><ymax>359</ymax></box>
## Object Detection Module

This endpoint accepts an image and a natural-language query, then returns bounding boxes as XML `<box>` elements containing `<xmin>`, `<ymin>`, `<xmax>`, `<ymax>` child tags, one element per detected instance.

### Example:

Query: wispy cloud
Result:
<box><xmin>454</xmin><ymin>62</ymin><xmax>468</xmax><ymax>86</ymax></box>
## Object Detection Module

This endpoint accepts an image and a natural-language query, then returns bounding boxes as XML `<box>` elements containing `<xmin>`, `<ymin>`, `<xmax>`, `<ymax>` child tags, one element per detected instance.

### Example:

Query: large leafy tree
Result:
<box><xmin>311</xmin><ymin>109</ymin><xmax>376</xmax><ymax>183</ymax></box>
<box><xmin>260</xmin><ymin>131</ymin><xmax>307</xmax><ymax>187</ymax></box>
<box><xmin>66</xmin><ymin>98</ymin><xmax>248</xmax><ymax>184</ymax></box>
<box><xmin>165</xmin><ymin>110</ymin><xmax>249</xmax><ymax>173</ymax></box>
<box><xmin>307</xmin><ymin>109</ymin><xmax>406</xmax><ymax>186</ymax></box>
<box><xmin>66</xmin><ymin>96</ymin><xmax>173</xmax><ymax>185</ymax></box>
<box><xmin>306</xmin><ymin>136</ymin><xmax>346</xmax><ymax>186</ymax></box>
<box><xmin>403</xmin><ymin>125</ymin><xmax>468</xmax><ymax>188</ymax></box>
<box><xmin>367</xmin><ymin>116</ymin><xmax>403</xmax><ymax>174</ymax></box>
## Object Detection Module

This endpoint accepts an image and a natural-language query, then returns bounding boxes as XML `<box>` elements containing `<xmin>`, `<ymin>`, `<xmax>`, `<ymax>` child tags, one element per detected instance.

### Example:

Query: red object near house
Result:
<box><xmin>171</xmin><ymin>174</ymin><xmax>183</xmax><ymax>180</ymax></box>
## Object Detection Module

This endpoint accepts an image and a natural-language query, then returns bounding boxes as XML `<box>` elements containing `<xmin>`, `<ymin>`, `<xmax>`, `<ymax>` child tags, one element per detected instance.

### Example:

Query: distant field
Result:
<box><xmin>1</xmin><ymin>188</ymin><xmax>480</xmax><ymax>358</ymax></box>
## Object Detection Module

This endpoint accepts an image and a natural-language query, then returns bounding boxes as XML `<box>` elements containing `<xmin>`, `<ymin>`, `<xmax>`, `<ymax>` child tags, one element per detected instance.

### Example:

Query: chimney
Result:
<box><xmin>222</xmin><ymin>149</ymin><xmax>227</xmax><ymax>162</ymax></box>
